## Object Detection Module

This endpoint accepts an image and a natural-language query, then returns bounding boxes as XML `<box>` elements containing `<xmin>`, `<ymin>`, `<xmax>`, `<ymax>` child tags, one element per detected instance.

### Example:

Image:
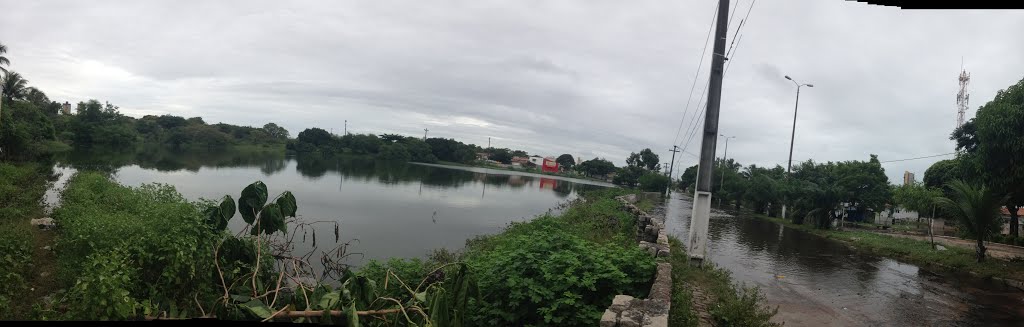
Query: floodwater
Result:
<box><xmin>44</xmin><ymin>150</ymin><xmax>609</xmax><ymax>267</ymax></box>
<box><xmin>664</xmin><ymin>193</ymin><xmax>1024</xmax><ymax>327</ymax></box>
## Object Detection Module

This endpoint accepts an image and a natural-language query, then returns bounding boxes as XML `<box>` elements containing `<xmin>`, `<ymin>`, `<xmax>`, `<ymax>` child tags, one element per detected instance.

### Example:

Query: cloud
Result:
<box><xmin>2</xmin><ymin>0</ymin><xmax>1022</xmax><ymax>183</ymax></box>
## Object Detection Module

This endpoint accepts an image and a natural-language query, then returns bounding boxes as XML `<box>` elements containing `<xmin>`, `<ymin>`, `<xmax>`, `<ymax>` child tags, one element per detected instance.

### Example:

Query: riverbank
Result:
<box><xmin>750</xmin><ymin>213</ymin><xmax>1024</xmax><ymax>287</ymax></box>
<box><xmin>412</xmin><ymin>162</ymin><xmax>617</xmax><ymax>187</ymax></box>
<box><xmin>0</xmin><ymin>163</ymin><xmax>58</xmax><ymax>319</ymax></box>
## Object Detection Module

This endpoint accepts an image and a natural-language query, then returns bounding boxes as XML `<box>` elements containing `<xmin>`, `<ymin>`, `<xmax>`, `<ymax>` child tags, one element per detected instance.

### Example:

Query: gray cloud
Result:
<box><xmin>3</xmin><ymin>0</ymin><xmax>1022</xmax><ymax>183</ymax></box>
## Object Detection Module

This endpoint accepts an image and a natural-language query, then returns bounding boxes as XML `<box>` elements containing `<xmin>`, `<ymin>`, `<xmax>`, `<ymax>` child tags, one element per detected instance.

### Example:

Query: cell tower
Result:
<box><xmin>956</xmin><ymin>62</ymin><xmax>970</xmax><ymax>129</ymax></box>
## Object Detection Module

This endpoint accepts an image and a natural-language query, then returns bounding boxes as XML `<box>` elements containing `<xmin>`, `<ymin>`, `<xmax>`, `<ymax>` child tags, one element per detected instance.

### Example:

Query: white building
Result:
<box><xmin>528</xmin><ymin>155</ymin><xmax>544</xmax><ymax>166</ymax></box>
<box><xmin>874</xmin><ymin>205</ymin><xmax>919</xmax><ymax>225</ymax></box>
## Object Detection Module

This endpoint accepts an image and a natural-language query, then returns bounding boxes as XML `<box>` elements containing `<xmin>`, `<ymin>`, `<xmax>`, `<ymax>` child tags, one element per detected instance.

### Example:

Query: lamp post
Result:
<box><xmin>718</xmin><ymin>135</ymin><xmax>735</xmax><ymax>207</ymax></box>
<box><xmin>781</xmin><ymin>75</ymin><xmax>813</xmax><ymax>219</ymax></box>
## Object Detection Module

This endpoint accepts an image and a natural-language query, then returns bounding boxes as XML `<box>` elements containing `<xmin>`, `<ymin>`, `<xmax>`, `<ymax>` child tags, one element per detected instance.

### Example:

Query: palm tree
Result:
<box><xmin>0</xmin><ymin>42</ymin><xmax>9</xmax><ymax>135</ymax></box>
<box><xmin>934</xmin><ymin>179</ymin><xmax>1008</xmax><ymax>262</ymax></box>
<box><xmin>2</xmin><ymin>71</ymin><xmax>29</xmax><ymax>101</ymax></box>
<box><xmin>0</xmin><ymin>43</ymin><xmax>10</xmax><ymax>75</ymax></box>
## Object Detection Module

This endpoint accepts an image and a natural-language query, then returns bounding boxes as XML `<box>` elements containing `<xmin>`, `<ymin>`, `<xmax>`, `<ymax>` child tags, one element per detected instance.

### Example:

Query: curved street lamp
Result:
<box><xmin>782</xmin><ymin>75</ymin><xmax>813</xmax><ymax>219</ymax></box>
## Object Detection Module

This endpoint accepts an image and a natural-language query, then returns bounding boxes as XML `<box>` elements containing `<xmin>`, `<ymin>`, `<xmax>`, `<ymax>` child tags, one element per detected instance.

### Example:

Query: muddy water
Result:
<box><xmin>664</xmin><ymin>193</ymin><xmax>1024</xmax><ymax>327</ymax></box>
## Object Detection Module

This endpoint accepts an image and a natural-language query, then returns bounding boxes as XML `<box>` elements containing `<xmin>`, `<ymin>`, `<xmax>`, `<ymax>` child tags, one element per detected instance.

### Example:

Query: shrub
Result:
<box><xmin>0</xmin><ymin>221</ymin><xmax>33</xmax><ymax>319</ymax></box>
<box><xmin>52</xmin><ymin>172</ymin><xmax>219</xmax><ymax>313</ymax></box>
<box><xmin>466</xmin><ymin>222</ymin><xmax>655</xmax><ymax>326</ymax></box>
<box><xmin>638</xmin><ymin>172</ymin><xmax>670</xmax><ymax>192</ymax></box>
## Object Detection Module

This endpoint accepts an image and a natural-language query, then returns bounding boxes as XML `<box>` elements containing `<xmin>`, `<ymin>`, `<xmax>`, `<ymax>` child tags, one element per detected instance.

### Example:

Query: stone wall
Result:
<box><xmin>601</xmin><ymin>194</ymin><xmax>671</xmax><ymax>327</ymax></box>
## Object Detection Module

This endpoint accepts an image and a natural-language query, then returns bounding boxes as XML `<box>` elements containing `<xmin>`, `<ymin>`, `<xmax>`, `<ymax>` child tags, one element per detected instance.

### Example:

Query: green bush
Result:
<box><xmin>64</xmin><ymin>249</ymin><xmax>141</xmax><ymax>320</ymax></box>
<box><xmin>466</xmin><ymin>220</ymin><xmax>655</xmax><ymax>327</ymax></box>
<box><xmin>52</xmin><ymin>172</ymin><xmax>219</xmax><ymax>313</ymax></box>
<box><xmin>0</xmin><ymin>220</ymin><xmax>33</xmax><ymax>319</ymax></box>
<box><xmin>638</xmin><ymin>172</ymin><xmax>670</xmax><ymax>192</ymax></box>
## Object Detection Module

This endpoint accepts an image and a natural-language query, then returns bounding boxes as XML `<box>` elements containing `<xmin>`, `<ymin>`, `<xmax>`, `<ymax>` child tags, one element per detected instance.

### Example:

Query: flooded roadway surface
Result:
<box><xmin>663</xmin><ymin>193</ymin><xmax>1024</xmax><ymax>326</ymax></box>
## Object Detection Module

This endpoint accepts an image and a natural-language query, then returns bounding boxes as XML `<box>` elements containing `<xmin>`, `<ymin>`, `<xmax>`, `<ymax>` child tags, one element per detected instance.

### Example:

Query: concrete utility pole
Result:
<box><xmin>687</xmin><ymin>0</ymin><xmax>730</xmax><ymax>265</ymax></box>
<box><xmin>718</xmin><ymin>135</ymin><xmax>735</xmax><ymax>207</ymax></box>
<box><xmin>488</xmin><ymin>137</ymin><xmax>491</xmax><ymax>148</ymax></box>
<box><xmin>781</xmin><ymin>75</ymin><xmax>813</xmax><ymax>220</ymax></box>
<box><xmin>423</xmin><ymin>128</ymin><xmax>429</xmax><ymax>140</ymax></box>
<box><xmin>665</xmin><ymin>145</ymin><xmax>680</xmax><ymax>196</ymax></box>
<box><xmin>344</xmin><ymin>120</ymin><xmax>348</xmax><ymax>135</ymax></box>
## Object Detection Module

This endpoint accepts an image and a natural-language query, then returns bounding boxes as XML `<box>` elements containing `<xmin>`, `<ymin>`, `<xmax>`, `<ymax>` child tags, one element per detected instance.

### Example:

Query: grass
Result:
<box><xmin>0</xmin><ymin>162</ymin><xmax>56</xmax><ymax>319</ymax></box>
<box><xmin>751</xmin><ymin>214</ymin><xmax>1024</xmax><ymax>282</ymax></box>
<box><xmin>667</xmin><ymin>237</ymin><xmax>780</xmax><ymax>327</ymax></box>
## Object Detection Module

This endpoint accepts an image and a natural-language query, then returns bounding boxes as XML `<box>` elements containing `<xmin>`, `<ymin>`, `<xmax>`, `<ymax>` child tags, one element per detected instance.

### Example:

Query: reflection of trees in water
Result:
<box><xmin>58</xmin><ymin>147</ymin><xmax>287</xmax><ymax>174</ymax></box>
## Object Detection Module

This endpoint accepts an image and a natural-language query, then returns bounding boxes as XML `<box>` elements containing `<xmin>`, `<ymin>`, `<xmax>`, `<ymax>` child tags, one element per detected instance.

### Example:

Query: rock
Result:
<box><xmin>40</xmin><ymin>271</ymin><xmax>50</xmax><ymax>278</ymax></box>
<box><xmin>936</xmin><ymin>244</ymin><xmax>947</xmax><ymax>251</ymax></box>
<box><xmin>600</xmin><ymin>309</ymin><xmax>618</xmax><ymax>327</ymax></box>
<box><xmin>618</xmin><ymin>311</ymin><xmax>641</xmax><ymax>327</ymax></box>
<box><xmin>648</xmin><ymin>263</ymin><xmax>672</xmax><ymax>302</ymax></box>
<box><xmin>30</xmin><ymin>218</ymin><xmax>57</xmax><ymax>230</ymax></box>
<box><xmin>43</xmin><ymin>246</ymin><xmax>52</xmax><ymax>251</ymax></box>
<box><xmin>609</xmin><ymin>294</ymin><xmax>634</xmax><ymax>313</ymax></box>
<box><xmin>645</xmin><ymin>313</ymin><xmax>669</xmax><ymax>327</ymax></box>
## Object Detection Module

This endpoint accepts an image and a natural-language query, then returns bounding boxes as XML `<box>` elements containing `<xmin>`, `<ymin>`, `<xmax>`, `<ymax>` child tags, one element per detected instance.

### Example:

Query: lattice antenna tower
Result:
<box><xmin>956</xmin><ymin>60</ymin><xmax>970</xmax><ymax>129</ymax></box>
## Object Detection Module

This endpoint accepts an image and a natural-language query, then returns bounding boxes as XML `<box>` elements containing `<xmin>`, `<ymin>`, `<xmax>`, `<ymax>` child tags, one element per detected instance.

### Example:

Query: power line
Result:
<box><xmin>670</xmin><ymin>2</ymin><xmax>720</xmax><ymax>148</ymax></box>
<box><xmin>879</xmin><ymin>152</ymin><xmax>955</xmax><ymax>163</ymax></box>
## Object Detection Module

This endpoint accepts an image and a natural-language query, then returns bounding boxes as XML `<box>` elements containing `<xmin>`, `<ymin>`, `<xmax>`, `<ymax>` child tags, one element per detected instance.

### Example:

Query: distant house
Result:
<box><xmin>873</xmin><ymin>204</ymin><xmax>918</xmax><ymax>225</ymax></box>
<box><xmin>528</xmin><ymin>155</ymin><xmax>544</xmax><ymax>166</ymax></box>
<box><xmin>476</xmin><ymin>152</ymin><xmax>489</xmax><ymax>161</ymax></box>
<box><xmin>511</xmin><ymin>156</ymin><xmax>530</xmax><ymax>165</ymax></box>
<box><xmin>541</xmin><ymin>157</ymin><xmax>558</xmax><ymax>173</ymax></box>
<box><xmin>1000</xmin><ymin>207</ymin><xmax>1024</xmax><ymax>235</ymax></box>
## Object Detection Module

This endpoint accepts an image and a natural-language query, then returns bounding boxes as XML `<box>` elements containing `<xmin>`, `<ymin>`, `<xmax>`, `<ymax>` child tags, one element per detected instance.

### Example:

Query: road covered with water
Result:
<box><xmin>664</xmin><ymin>193</ymin><xmax>1024</xmax><ymax>326</ymax></box>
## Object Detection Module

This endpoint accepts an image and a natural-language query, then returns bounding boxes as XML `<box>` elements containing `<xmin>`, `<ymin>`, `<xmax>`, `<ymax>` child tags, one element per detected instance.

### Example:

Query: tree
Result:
<box><xmin>972</xmin><ymin>77</ymin><xmax>1024</xmax><ymax>238</ymax></box>
<box><xmin>262</xmin><ymin>123</ymin><xmax>289</xmax><ymax>140</ymax></box>
<box><xmin>679</xmin><ymin>165</ymin><xmax>698</xmax><ymax>191</ymax></box>
<box><xmin>577</xmin><ymin>158</ymin><xmax>615</xmax><ymax>178</ymax></box>
<box><xmin>0</xmin><ymin>42</ymin><xmax>8</xmax><ymax>75</ymax></box>
<box><xmin>1</xmin><ymin>71</ymin><xmax>29</xmax><ymax>101</ymax></box>
<box><xmin>488</xmin><ymin>148</ymin><xmax>513</xmax><ymax>164</ymax></box>
<box><xmin>935</xmin><ymin>180</ymin><xmax>1007</xmax><ymax>262</ymax></box>
<box><xmin>613</xmin><ymin>166</ymin><xmax>645</xmax><ymax>187</ymax></box>
<box><xmin>923</xmin><ymin>159</ymin><xmax>962</xmax><ymax>190</ymax></box>
<box><xmin>626</xmin><ymin>148</ymin><xmax>660</xmax><ymax>171</ymax></box>
<box><xmin>296</xmin><ymin>128</ymin><xmax>332</xmax><ymax>147</ymax></box>
<box><xmin>556</xmin><ymin>154</ymin><xmax>575</xmax><ymax>171</ymax></box>
<box><xmin>511</xmin><ymin>150</ymin><xmax>528</xmax><ymax>157</ymax></box>
<box><xmin>377</xmin><ymin>143</ymin><xmax>411</xmax><ymax>161</ymax></box>
<box><xmin>379</xmin><ymin>133</ymin><xmax>405</xmax><ymax>143</ymax></box>
<box><xmin>893</xmin><ymin>182</ymin><xmax>944</xmax><ymax>248</ymax></box>
<box><xmin>638</xmin><ymin>172</ymin><xmax>670</xmax><ymax>192</ymax></box>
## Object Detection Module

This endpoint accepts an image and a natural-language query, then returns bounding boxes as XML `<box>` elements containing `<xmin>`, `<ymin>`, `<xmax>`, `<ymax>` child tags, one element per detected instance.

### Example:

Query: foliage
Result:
<box><xmin>378</xmin><ymin>143</ymin><xmax>412</xmax><ymax>161</ymax></box>
<box><xmin>556</xmin><ymin>154</ymin><xmax>575</xmax><ymax>171</ymax></box>
<box><xmin>64</xmin><ymin>249</ymin><xmax>141</xmax><ymax>320</ymax></box>
<box><xmin>461</xmin><ymin>191</ymin><xmax>655</xmax><ymax>326</ymax></box>
<box><xmin>626</xmin><ymin>148</ymin><xmax>660</xmax><ymax>171</ymax></box>
<box><xmin>934</xmin><ymin>180</ymin><xmax>1007</xmax><ymax>262</ymax></box>
<box><xmin>970</xmin><ymin>76</ymin><xmax>1024</xmax><ymax>237</ymax></box>
<box><xmin>0</xmin><ymin>220</ymin><xmax>33</xmax><ymax>319</ymax></box>
<box><xmin>52</xmin><ymin>173</ymin><xmax>220</xmax><ymax>316</ymax></box>
<box><xmin>638</xmin><ymin>172</ymin><xmax>670</xmax><ymax>192</ymax></box>
<box><xmin>923</xmin><ymin>159</ymin><xmax>964</xmax><ymax>191</ymax></box>
<box><xmin>892</xmin><ymin>182</ymin><xmax>942</xmax><ymax>217</ymax></box>
<box><xmin>613</xmin><ymin>166</ymin><xmax>646</xmax><ymax>188</ymax></box>
<box><xmin>0</xmin><ymin>98</ymin><xmax>61</xmax><ymax>159</ymax></box>
<box><xmin>576</xmin><ymin>158</ymin><xmax>616</xmax><ymax>178</ymax></box>
<box><xmin>679</xmin><ymin>165</ymin><xmax>698</xmax><ymax>191</ymax></box>
<box><xmin>667</xmin><ymin>238</ymin><xmax>779</xmax><ymax>327</ymax></box>
<box><xmin>466</xmin><ymin>221</ymin><xmax>654</xmax><ymax>326</ymax></box>
<box><xmin>2</xmin><ymin>71</ymin><xmax>29</xmax><ymax>101</ymax></box>
<box><xmin>487</xmin><ymin>148</ymin><xmax>513</xmax><ymax>164</ymax></box>
<box><xmin>425</xmin><ymin>137</ymin><xmax>479</xmax><ymax>163</ymax></box>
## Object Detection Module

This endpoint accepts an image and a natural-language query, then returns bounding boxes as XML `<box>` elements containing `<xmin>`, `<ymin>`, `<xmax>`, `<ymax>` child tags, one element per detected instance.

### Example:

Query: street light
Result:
<box><xmin>719</xmin><ymin>134</ymin><xmax>735</xmax><ymax>208</ymax></box>
<box><xmin>782</xmin><ymin>75</ymin><xmax>813</xmax><ymax>219</ymax></box>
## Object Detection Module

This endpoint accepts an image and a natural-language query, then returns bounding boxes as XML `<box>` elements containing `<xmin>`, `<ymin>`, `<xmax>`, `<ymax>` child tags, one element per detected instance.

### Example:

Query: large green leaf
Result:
<box><xmin>220</xmin><ymin>195</ymin><xmax>236</xmax><ymax>222</ymax></box>
<box><xmin>318</xmin><ymin>291</ymin><xmax>340</xmax><ymax>310</ymax></box>
<box><xmin>204</xmin><ymin>206</ymin><xmax>222</xmax><ymax>228</ymax></box>
<box><xmin>241</xmin><ymin>299</ymin><xmax>273</xmax><ymax>319</ymax></box>
<box><xmin>239</xmin><ymin>181</ymin><xmax>268</xmax><ymax>224</ymax></box>
<box><xmin>277</xmin><ymin>191</ymin><xmax>298</xmax><ymax>217</ymax></box>
<box><xmin>259</xmin><ymin>203</ymin><xmax>284</xmax><ymax>234</ymax></box>
<box><xmin>428</xmin><ymin>286</ymin><xmax>450</xmax><ymax>327</ymax></box>
<box><xmin>348</xmin><ymin>303</ymin><xmax>360</xmax><ymax>327</ymax></box>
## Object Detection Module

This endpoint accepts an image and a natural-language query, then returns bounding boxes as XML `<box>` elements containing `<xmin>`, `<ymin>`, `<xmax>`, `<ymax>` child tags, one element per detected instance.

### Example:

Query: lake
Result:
<box><xmin>45</xmin><ymin>150</ymin><xmax>612</xmax><ymax>267</ymax></box>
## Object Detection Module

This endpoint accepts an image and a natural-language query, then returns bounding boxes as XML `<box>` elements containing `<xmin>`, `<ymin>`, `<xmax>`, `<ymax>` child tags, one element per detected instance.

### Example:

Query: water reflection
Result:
<box><xmin>665</xmin><ymin>192</ymin><xmax>1023</xmax><ymax>326</ymax></box>
<box><xmin>49</xmin><ymin>149</ymin><xmax>609</xmax><ymax>267</ymax></box>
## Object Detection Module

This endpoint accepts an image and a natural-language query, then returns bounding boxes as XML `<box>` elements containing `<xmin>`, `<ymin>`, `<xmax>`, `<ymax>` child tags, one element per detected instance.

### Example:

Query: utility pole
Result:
<box><xmin>687</xmin><ymin>0</ymin><xmax>729</xmax><ymax>266</ymax></box>
<box><xmin>718</xmin><ymin>135</ymin><xmax>735</xmax><ymax>207</ymax></box>
<box><xmin>344</xmin><ymin>120</ymin><xmax>348</xmax><ymax>135</ymax></box>
<box><xmin>665</xmin><ymin>145</ymin><xmax>680</xmax><ymax>196</ymax></box>
<box><xmin>423</xmin><ymin>128</ymin><xmax>429</xmax><ymax>140</ymax></box>
<box><xmin>488</xmin><ymin>137</ymin><xmax>491</xmax><ymax>149</ymax></box>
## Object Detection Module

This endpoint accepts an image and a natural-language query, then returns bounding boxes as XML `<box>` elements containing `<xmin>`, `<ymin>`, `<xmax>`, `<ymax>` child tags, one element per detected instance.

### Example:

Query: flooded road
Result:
<box><xmin>664</xmin><ymin>193</ymin><xmax>1024</xmax><ymax>326</ymax></box>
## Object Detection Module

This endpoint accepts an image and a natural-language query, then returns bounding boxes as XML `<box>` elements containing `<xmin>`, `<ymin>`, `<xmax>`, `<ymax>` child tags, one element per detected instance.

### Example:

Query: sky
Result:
<box><xmin>2</xmin><ymin>0</ymin><xmax>1023</xmax><ymax>183</ymax></box>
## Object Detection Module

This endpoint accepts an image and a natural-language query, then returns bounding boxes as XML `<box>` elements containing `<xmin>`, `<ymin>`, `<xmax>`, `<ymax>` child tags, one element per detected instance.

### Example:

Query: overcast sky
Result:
<box><xmin>3</xmin><ymin>0</ymin><xmax>1023</xmax><ymax>183</ymax></box>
